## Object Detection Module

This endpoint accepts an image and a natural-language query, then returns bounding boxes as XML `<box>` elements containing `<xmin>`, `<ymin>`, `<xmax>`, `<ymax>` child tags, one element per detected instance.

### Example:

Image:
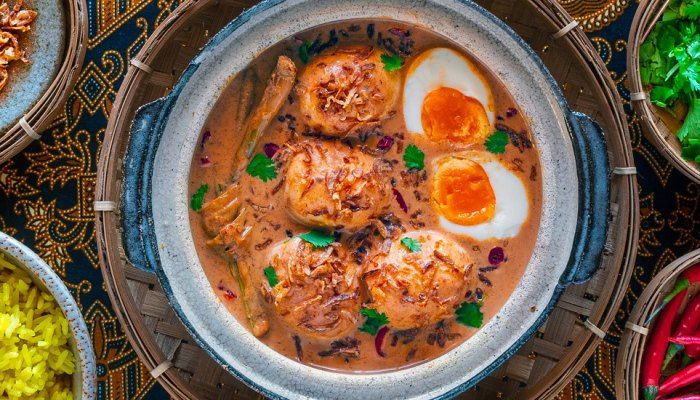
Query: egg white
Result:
<box><xmin>403</xmin><ymin>48</ymin><xmax>495</xmax><ymax>135</ymax></box>
<box><xmin>435</xmin><ymin>154</ymin><xmax>529</xmax><ymax>241</ymax></box>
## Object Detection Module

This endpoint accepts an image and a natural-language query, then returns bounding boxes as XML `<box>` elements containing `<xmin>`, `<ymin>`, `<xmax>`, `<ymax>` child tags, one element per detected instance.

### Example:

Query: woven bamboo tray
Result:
<box><xmin>628</xmin><ymin>0</ymin><xmax>700</xmax><ymax>183</ymax></box>
<box><xmin>0</xmin><ymin>0</ymin><xmax>87</xmax><ymax>164</ymax></box>
<box><xmin>95</xmin><ymin>0</ymin><xmax>639</xmax><ymax>398</ymax></box>
<box><xmin>615</xmin><ymin>249</ymin><xmax>700</xmax><ymax>400</ymax></box>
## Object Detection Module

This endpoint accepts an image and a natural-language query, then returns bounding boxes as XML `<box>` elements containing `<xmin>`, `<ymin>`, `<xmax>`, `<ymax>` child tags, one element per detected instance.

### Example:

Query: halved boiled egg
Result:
<box><xmin>431</xmin><ymin>152</ymin><xmax>529</xmax><ymax>240</ymax></box>
<box><xmin>403</xmin><ymin>48</ymin><xmax>494</xmax><ymax>146</ymax></box>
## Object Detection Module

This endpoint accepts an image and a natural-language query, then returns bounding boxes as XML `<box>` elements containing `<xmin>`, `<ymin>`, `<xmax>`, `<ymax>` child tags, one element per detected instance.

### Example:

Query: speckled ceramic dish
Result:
<box><xmin>0</xmin><ymin>0</ymin><xmax>66</xmax><ymax>132</ymax></box>
<box><xmin>0</xmin><ymin>231</ymin><xmax>96</xmax><ymax>400</ymax></box>
<box><xmin>120</xmin><ymin>0</ymin><xmax>611</xmax><ymax>398</ymax></box>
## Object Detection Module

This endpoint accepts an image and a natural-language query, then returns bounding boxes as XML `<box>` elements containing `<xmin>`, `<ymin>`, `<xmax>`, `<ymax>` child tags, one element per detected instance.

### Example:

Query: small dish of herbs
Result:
<box><xmin>640</xmin><ymin>0</ymin><xmax>700</xmax><ymax>163</ymax></box>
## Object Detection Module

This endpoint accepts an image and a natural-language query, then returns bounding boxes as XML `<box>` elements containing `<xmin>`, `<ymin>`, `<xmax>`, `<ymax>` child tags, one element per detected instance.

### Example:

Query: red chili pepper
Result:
<box><xmin>687</xmin><ymin>344</ymin><xmax>700</xmax><ymax>359</ymax></box>
<box><xmin>658</xmin><ymin>360</ymin><xmax>700</xmax><ymax>398</ymax></box>
<box><xmin>374</xmin><ymin>326</ymin><xmax>389</xmax><ymax>357</ymax></box>
<box><xmin>683</xmin><ymin>325</ymin><xmax>700</xmax><ymax>361</ymax></box>
<box><xmin>682</xmin><ymin>264</ymin><xmax>700</xmax><ymax>283</ymax></box>
<box><xmin>642</xmin><ymin>287</ymin><xmax>688</xmax><ymax>400</ymax></box>
<box><xmin>673</xmin><ymin>337</ymin><xmax>700</xmax><ymax>346</ymax></box>
<box><xmin>665</xmin><ymin>295</ymin><xmax>700</xmax><ymax>369</ymax></box>
<box><xmin>647</xmin><ymin>279</ymin><xmax>691</xmax><ymax>325</ymax></box>
<box><xmin>662</xmin><ymin>395</ymin><xmax>700</xmax><ymax>400</ymax></box>
<box><xmin>647</xmin><ymin>265</ymin><xmax>700</xmax><ymax>325</ymax></box>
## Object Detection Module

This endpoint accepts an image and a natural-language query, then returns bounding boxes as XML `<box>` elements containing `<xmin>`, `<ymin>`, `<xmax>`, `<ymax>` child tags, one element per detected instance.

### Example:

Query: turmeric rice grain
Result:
<box><xmin>0</xmin><ymin>253</ymin><xmax>74</xmax><ymax>400</ymax></box>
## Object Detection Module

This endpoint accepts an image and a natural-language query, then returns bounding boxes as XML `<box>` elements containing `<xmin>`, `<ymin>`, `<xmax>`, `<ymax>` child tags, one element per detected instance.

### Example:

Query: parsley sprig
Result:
<box><xmin>359</xmin><ymin>308</ymin><xmax>389</xmax><ymax>335</ymax></box>
<box><xmin>299</xmin><ymin>230</ymin><xmax>335</xmax><ymax>248</ymax></box>
<box><xmin>380</xmin><ymin>53</ymin><xmax>403</xmax><ymax>71</ymax></box>
<box><xmin>485</xmin><ymin>131</ymin><xmax>509</xmax><ymax>154</ymax></box>
<box><xmin>264</xmin><ymin>266</ymin><xmax>279</xmax><ymax>287</ymax></box>
<box><xmin>246</xmin><ymin>153</ymin><xmax>277</xmax><ymax>182</ymax></box>
<box><xmin>403</xmin><ymin>144</ymin><xmax>425</xmax><ymax>170</ymax></box>
<box><xmin>456</xmin><ymin>301</ymin><xmax>483</xmax><ymax>328</ymax></box>
<box><xmin>190</xmin><ymin>184</ymin><xmax>209</xmax><ymax>211</ymax></box>
<box><xmin>400</xmin><ymin>237</ymin><xmax>421</xmax><ymax>252</ymax></box>
<box><xmin>298</xmin><ymin>40</ymin><xmax>313</xmax><ymax>64</ymax></box>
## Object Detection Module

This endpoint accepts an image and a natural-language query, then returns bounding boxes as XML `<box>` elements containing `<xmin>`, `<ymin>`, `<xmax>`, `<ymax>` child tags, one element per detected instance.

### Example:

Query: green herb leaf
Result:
<box><xmin>299</xmin><ymin>230</ymin><xmax>335</xmax><ymax>248</ymax></box>
<box><xmin>380</xmin><ymin>53</ymin><xmax>403</xmax><ymax>71</ymax></box>
<box><xmin>456</xmin><ymin>301</ymin><xmax>483</xmax><ymax>328</ymax></box>
<box><xmin>403</xmin><ymin>144</ymin><xmax>425</xmax><ymax>170</ymax></box>
<box><xmin>246</xmin><ymin>153</ymin><xmax>277</xmax><ymax>182</ymax></box>
<box><xmin>264</xmin><ymin>266</ymin><xmax>279</xmax><ymax>287</ymax></box>
<box><xmin>359</xmin><ymin>308</ymin><xmax>389</xmax><ymax>335</ymax></box>
<box><xmin>678</xmin><ymin>98</ymin><xmax>700</xmax><ymax>160</ymax></box>
<box><xmin>299</xmin><ymin>40</ymin><xmax>312</xmax><ymax>64</ymax></box>
<box><xmin>190</xmin><ymin>184</ymin><xmax>209</xmax><ymax>211</ymax></box>
<box><xmin>485</xmin><ymin>130</ymin><xmax>509</xmax><ymax>154</ymax></box>
<box><xmin>400</xmin><ymin>237</ymin><xmax>421</xmax><ymax>252</ymax></box>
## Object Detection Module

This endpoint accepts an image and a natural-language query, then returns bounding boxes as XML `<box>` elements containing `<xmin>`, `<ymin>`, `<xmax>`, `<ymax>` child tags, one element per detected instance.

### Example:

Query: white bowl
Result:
<box><xmin>0</xmin><ymin>231</ymin><xmax>96</xmax><ymax>400</ymax></box>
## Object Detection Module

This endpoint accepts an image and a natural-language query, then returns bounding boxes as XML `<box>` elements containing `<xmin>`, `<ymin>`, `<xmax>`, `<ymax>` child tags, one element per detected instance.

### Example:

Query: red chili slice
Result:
<box><xmin>200</xmin><ymin>156</ymin><xmax>213</xmax><ymax>167</ymax></box>
<box><xmin>217</xmin><ymin>281</ymin><xmax>236</xmax><ymax>301</ymax></box>
<box><xmin>375</xmin><ymin>326</ymin><xmax>389</xmax><ymax>357</ymax></box>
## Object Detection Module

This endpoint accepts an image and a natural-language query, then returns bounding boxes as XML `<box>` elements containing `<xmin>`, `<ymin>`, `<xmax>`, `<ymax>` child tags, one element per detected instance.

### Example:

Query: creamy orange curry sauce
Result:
<box><xmin>188</xmin><ymin>20</ymin><xmax>541</xmax><ymax>373</ymax></box>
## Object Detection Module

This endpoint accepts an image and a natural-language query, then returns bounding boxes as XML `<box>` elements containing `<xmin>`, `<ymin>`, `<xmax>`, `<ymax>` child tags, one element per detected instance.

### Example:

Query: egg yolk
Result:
<box><xmin>433</xmin><ymin>158</ymin><xmax>495</xmax><ymax>225</ymax></box>
<box><xmin>421</xmin><ymin>87</ymin><xmax>490</xmax><ymax>145</ymax></box>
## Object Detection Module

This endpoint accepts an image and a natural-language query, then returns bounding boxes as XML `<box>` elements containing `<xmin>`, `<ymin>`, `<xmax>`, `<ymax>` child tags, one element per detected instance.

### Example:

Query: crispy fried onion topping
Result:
<box><xmin>0</xmin><ymin>0</ymin><xmax>37</xmax><ymax>91</ymax></box>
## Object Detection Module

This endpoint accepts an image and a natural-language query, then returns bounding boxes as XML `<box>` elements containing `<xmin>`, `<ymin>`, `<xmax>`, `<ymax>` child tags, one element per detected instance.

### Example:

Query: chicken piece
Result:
<box><xmin>284</xmin><ymin>140</ymin><xmax>389</xmax><ymax>231</ymax></box>
<box><xmin>363</xmin><ymin>230</ymin><xmax>475</xmax><ymax>329</ymax></box>
<box><xmin>231</xmin><ymin>55</ymin><xmax>297</xmax><ymax>180</ymax></box>
<box><xmin>296</xmin><ymin>46</ymin><xmax>400</xmax><ymax>136</ymax></box>
<box><xmin>201</xmin><ymin>56</ymin><xmax>297</xmax><ymax>239</ymax></box>
<box><xmin>200</xmin><ymin>184</ymin><xmax>241</xmax><ymax>236</ymax></box>
<box><xmin>206</xmin><ymin>207</ymin><xmax>252</xmax><ymax>249</ymax></box>
<box><xmin>265</xmin><ymin>238</ymin><xmax>360</xmax><ymax>338</ymax></box>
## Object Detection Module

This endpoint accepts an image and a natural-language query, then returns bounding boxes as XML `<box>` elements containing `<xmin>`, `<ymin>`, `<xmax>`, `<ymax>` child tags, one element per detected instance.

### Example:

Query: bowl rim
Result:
<box><xmin>0</xmin><ymin>231</ymin><xmax>96</xmax><ymax>400</ymax></box>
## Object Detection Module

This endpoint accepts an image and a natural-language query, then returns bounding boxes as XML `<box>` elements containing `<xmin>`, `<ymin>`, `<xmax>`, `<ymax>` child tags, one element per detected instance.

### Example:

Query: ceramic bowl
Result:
<box><xmin>0</xmin><ymin>0</ymin><xmax>66</xmax><ymax>132</ymax></box>
<box><xmin>120</xmin><ymin>0</ymin><xmax>611</xmax><ymax>398</ymax></box>
<box><xmin>0</xmin><ymin>231</ymin><xmax>96</xmax><ymax>400</ymax></box>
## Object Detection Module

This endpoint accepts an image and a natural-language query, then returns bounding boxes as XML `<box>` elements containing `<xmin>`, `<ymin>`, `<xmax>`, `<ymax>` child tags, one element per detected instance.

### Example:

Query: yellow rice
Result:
<box><xmin>0</xmin><ymin>252</ymin><xmax>75</xmax><ymax>400</ymax></box>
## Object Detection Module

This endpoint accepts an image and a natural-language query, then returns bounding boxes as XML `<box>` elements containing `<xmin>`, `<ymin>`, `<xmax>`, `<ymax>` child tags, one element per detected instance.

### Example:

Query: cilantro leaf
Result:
<box><xmin>650</xmin><ymin>86</ymin><xmax>677</xmax><ymax>107</ymax></box>
<box><xmin>246</xmin><ymin>153</ymin><xmax>277</xmax><ymax>182</ymax></box>
<box><xmin>299</xmin><ymin>40</ymin><xmax>312</xmax><ymax>64</ymax></box>
<box><xmin>190</xmin><ymin>184</ymin><xmax>209</xmax><ymax>211</ymax></box>
<box><xmin>485</xmin><ymin>130</ymin><xmax>509</xmax><ymax>154</ymax></box>
<box><xmin>380</xmin><ymin>53</ymin><xmax>403</xmax><ymax>71</ymax></box>
<box><xmin>456</xmin><ymin>301</ymin><xmax>483</xmax><ymax>328</ymax></box>
<box><xmin>263</xmin><ymin>266</ymin><xmax>279</xmax><ymax>287</ymax></box>
<box><xmin>400</xmin><ymin>237</ymin><xmax>421</xmax><ymax>252</ymax></box>
<box><xmin>358</xmin><ymin>308</ymin><xmax>389</xmax><ymax>335</ymax></box>
<box><xmin>403</xmin><ymin>144</ymin><xmax>425</xmax><ymax>170</ymax></box>
<box><xmin>678</xmin><ymin>97</ymin><xmax>700</xmax><ymax>160</ymax></box>
<box><xmin>299</xmin><ymin>230</ymin><xmax>335</xmax><ymax>248</ymax></box>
